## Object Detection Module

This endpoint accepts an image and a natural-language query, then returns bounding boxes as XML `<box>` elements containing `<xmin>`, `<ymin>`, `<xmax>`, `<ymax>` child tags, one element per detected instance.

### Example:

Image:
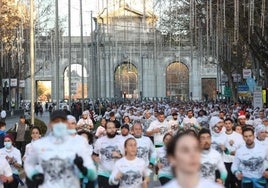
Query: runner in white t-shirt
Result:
<box><xmin>209</xmin><ymin>117</ymin><xmax>230</xmax><ymax>154</ymax></box>
<box><xmin>109</xmin><ymin>138</ymin><xmax>151</xmax><ymax>188</ymax></box>
<box><xmin>146</xmin><ymin>112</ymin><xmax>170</xmax><ymax>147</ymax></box>
<box><xmin>223</xmin><ymin>118</ymin><xmax>244</xmax><ymax>188</ymax></box>
<box><xmin>0</xmin><ymin>134</ymin><xmax>22</xmax><ymax>188</ymax></box>
<box><xmin>156</xmin><ymin>133</ymin><xmax>173</xmax><ymax>185</ymax></box>
<box><xmin>231</xmin><ymin>127</ymin><xmax>268</xmax><ymax>188</ymax></box>
<box><xmin>0</xmin><ymin>157</ymin><xmax>13</xmax><ymax>188</ymax></box>
<box><xmin>198</xmin><ymin>129</ymin><xmax>227</xmax><ymax>185</ymax></box>
<box><xmin>24</xmin><ymin>110</ymin><xmax>96</xmax><ymax>188</ymax></box>
<box><xmin>22</xmin><ymin>126</ymin><xmax>42</xmax><ymax>187</ymax></box>
<box><xmin>181</xmin><ymin>109</ymin><xmax>200</xmax><ymax>130</ymax></box>
<box><xmin>132</xmin><ymin>122</ymin><xmax>156</xmax><ymax>166</ymax></box>
<box><xmin>93</xmin><ymin>121</ymin><xmax>124</xmax><ymax>188</ymax></box>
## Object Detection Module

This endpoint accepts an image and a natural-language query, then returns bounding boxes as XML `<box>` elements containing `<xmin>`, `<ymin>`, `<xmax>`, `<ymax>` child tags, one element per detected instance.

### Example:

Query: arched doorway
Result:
<box><xmin>166</xmin><ymin>62</ymin><xmax>189</xmax><ymax>100</ymax></box>
<box><xmin>114</xmin><ymin>62</ymin><xmax>138</xmax><ymax>98</ymax></box>
<box><xmin>64</xmin><ymin>64</ymin><xmax>88</xmax><ymax>100</ymax></box>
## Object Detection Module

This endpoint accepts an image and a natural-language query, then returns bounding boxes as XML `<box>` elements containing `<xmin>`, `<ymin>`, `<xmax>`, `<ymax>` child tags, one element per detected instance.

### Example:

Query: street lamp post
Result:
<box><xmin>55</xmin><ymin>0</ymin><xmax>60</xmax><ymax>110</ymax></box>
<box><xmin>68</xmin><ymin>0</ymin><xmax>72</xmax><ymax>110</ymax></box>
<box><xmin>30</xmin><ymin>0</ymin><xmax>35</xmax><ymax>124</ymax></box>
<box><xmin>80</xmin><ymin>0</ymin><xmax>84</xmax><ymax>111</ymax></box>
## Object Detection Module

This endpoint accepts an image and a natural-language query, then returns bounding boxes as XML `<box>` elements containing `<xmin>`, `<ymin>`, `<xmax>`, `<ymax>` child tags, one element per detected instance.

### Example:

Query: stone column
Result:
<box><xmin>100</xmin><ymin>55</ymin><xmax>106</xmax><ymax>98</ymax></box>
<box><xmin>157</xmin><ymin>63</ymin><xmax>166</xmax><ymax>98</ymax></box>
<box><xmin>105</xmin><ymin>53</ymin><xmax>110</xmax><ymax>98</ymax></box>
<box><xmin>110</xmin><ymin>60</ymin><xmax>115</xmax><ymax>97</ymax></box>
<box><xmin>142</xmin><ymin>55</ymin><xmax>155</xmax><ymax>98</ymax></box>
<box><xmin>191</xmin><ymin>57</ymin><xmax>201</xmax><ymax>100</ymax></box>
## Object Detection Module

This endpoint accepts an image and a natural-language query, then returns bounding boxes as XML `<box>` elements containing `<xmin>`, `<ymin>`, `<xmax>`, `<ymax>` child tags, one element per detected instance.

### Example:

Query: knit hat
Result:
<box><xmin>255</xmin><ymin>124</ymin><xmax>266</xmax><ymax>136</ymax></box>
<box><xmin>238</xmin><ymin>110</ymin><xmax>246</xmax><ymax>119</ymax></box>
<box><xmin>67</xmin><ymin>115</ymin><xmax>76</xmax><ymax>123</ymax></box>
<box><xmin>82</xmin><ymin>110</ymin><xmax>89</xmax><ymax>115</ymax></box>
<box><xmin>4</xmin><ymin>134</ymin><xmax>14</xmax><ymax>143</ymax></box>
<box><xmin>209</xmin><ymin>116</ymin><xmax>223</xmax><ymax>129</ymax></box>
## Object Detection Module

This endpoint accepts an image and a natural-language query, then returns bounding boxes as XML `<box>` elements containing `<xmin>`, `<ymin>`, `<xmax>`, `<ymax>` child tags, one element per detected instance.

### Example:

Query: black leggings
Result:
<box><xmin>159</xmin><ymin>177</ymin><xmax>171</xmax><ymax>185</ymax></box>
<box><xmin>4</xmin><ymin>175</ymin><xmax>19</xmax><ymax>188</ymax></box>
<box><xmin>98</xmin><ymin>175</ymin><xmax>119</xmax><ymax>188</ymax></box>
<box><xmin>224</xmin><ymin>162</ymin><xmax>238</xmax><ymax>188</ymax></box>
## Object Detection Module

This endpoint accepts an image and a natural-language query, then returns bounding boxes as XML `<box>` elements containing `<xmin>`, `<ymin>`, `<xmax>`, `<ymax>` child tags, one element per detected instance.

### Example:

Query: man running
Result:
<box><xmin>146</xmin><ymin>111</ymin><xmax>170</xmax><ymax>147</ymax></box>
<box><xmin>209</xmin><ymin>117</ymin><xmax>230</xmax><ymax>154</ymax></box>
<box><xmin>92</xmin><ymin>121</ymin><xmax>124</xmax><ymax>188</ymax></box>
<box><xmin>198</xmin><ymin>128</ymin><xmax>227</xmax><ymax>185</ymax></box>
<box><xmin>223</xmin><ymin>118</ymin><xmax>245</xmax><ymax>188</ymax></box>
<box><xmin>132</xmin><ymin>122</ymin><xmax>156</xmax><ymax>166</ymax></box>
<box><xmin>231</xmin><ymin>127</ymin><xmax>268</xmax><ymax>187</ymax></box>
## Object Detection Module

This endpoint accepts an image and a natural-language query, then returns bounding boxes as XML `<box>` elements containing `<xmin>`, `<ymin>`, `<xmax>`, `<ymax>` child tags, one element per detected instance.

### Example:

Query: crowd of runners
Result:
<box><xmin>0</xmin><ymin>100</ymin><xmax>268</xmax><ymax>188</ymax></box>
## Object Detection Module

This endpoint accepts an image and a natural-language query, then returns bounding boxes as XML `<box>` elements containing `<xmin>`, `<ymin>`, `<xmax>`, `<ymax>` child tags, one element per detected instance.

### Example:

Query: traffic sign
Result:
<box><xmin>224</xmin><ymin>86</ymin><xmax>231</xmax><ymax>97</ymax></box>
<box><xmin>253</xmin><ymin>86</ymin><xmax>263</xmax><ymax>108</ymax></box>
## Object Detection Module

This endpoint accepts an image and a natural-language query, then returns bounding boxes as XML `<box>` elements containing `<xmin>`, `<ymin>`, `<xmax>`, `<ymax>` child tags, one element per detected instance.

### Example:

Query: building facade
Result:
<box><xmin>25</xmin><ymin>4</ymin><xmax>218</xmax><ymax>101</ymax></box>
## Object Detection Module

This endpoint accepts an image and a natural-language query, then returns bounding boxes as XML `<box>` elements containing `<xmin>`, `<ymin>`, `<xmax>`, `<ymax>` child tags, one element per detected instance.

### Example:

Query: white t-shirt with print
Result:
<box><xmin>231</xmin><ymin>143</ymin><xmax>268</xmax><ymax>179</ymax></box>
<box><xmin>0</xmin><ymin>157</ymin><xmax>12</xmax><ymax>188</ymax></box>
<box><xmin>93</xmin><ymin>135</ymin><xmax>124</xmax><ymax>177</ymax></box>
<box><xmin>147</xmin><ymin>120</ymin><xmax>169</xmax><ymax>146</ymax></box>
<box><xmin>156</xmin><ymin>146</ymin><xmax>172</xmax><ymax>178</ymax></box>
<box><xmin>200</xmin><ymin>149</ymin><xmax>227</xmax><ymax>182</ymax></box>
<box><xmin>135</xmin><ymin>136</ymin><xmax>156</xmax><ymax>166</ymax></box>
<box><xmin>109</xmin><ymin>157</ymin><xmax>151</xmax><ymax>188</ymax></box>
<box><xmin>24</xmin><ymin>134</ymin><xmax>96</xmax><ymax>188</ymax></box>
<box><xmin>0</xmin><ymin>147</ymin><xmax>22</xmax><ymax>175</ymax></box>
<box><xmin>223</xmin><ymin>131</ymin><xmax>244</xmax><ymax>163</ymax></box>
<box><xmin>211</xmin><ymin>133</ymin><xmax>229</xmax><ymax>154</ymax></box>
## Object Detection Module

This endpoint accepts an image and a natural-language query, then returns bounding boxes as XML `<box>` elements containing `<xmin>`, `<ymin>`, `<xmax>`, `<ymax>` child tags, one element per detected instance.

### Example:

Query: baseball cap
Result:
<box><xmin>50</xmin><ymin>110</ymin><xmax>67</xmax><ymax>121</ymax></box>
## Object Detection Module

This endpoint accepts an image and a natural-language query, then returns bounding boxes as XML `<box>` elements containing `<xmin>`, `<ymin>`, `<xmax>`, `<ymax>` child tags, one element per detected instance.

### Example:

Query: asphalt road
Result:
<box><xmin>5</xmin><ymin>111</ymin><xmax>162</xmax><ymax>188</ymax></box>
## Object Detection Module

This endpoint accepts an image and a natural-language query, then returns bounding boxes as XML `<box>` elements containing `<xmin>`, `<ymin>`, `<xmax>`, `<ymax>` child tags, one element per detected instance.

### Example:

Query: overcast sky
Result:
<box><xmin>57</xmin><ymin>0</ymin><xmax>97</xmax><ymax>36</ymax></box>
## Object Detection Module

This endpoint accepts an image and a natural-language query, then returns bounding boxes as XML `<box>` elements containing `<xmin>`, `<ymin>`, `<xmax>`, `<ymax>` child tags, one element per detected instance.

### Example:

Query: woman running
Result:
<box><xmin>23</xmin><ymin>126</ymin><xmax>42</xmax><ymax>188</ymax></box>
<box><xmin>156</xmin><ymin>133</ymin><xmax>173</xmax><ymax>185</ymax></box>
<box><xmin>109</xmin><ymin>138</ymin><xmax>151</xmax><ymax>188</ymax></box>
<box><xmin>0</xmin><ymin>134</ymin><xmax>22</xmax><ymax>188</ymax></box>
<box><xmin>23</xmin><ymin>126</ymin><xmax>42</xmax><ymax>161</ymax></box>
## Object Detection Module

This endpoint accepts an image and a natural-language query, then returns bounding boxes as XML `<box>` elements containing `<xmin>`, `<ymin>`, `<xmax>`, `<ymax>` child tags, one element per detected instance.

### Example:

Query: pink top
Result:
<box><xmin>95</xmin><ymin>126</ymin><xmax>106</xmax><ymax>138</ymax></box>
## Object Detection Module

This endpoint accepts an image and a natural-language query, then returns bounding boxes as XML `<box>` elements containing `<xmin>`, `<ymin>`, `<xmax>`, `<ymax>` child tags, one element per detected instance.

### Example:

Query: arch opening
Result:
<box><xmin>166</xmin><ymin>62</ymin><xmax>189</xmax><ymax>100</ymax></box>
<box><xmin>114</xmin><ymin>62</ymin><xmax>138</xmax><ymax>99</ymax></box>
<box><xmin>64</xmin><ymin>64</ymin><xmax>88</xmax><ymax>100</ymax></box>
